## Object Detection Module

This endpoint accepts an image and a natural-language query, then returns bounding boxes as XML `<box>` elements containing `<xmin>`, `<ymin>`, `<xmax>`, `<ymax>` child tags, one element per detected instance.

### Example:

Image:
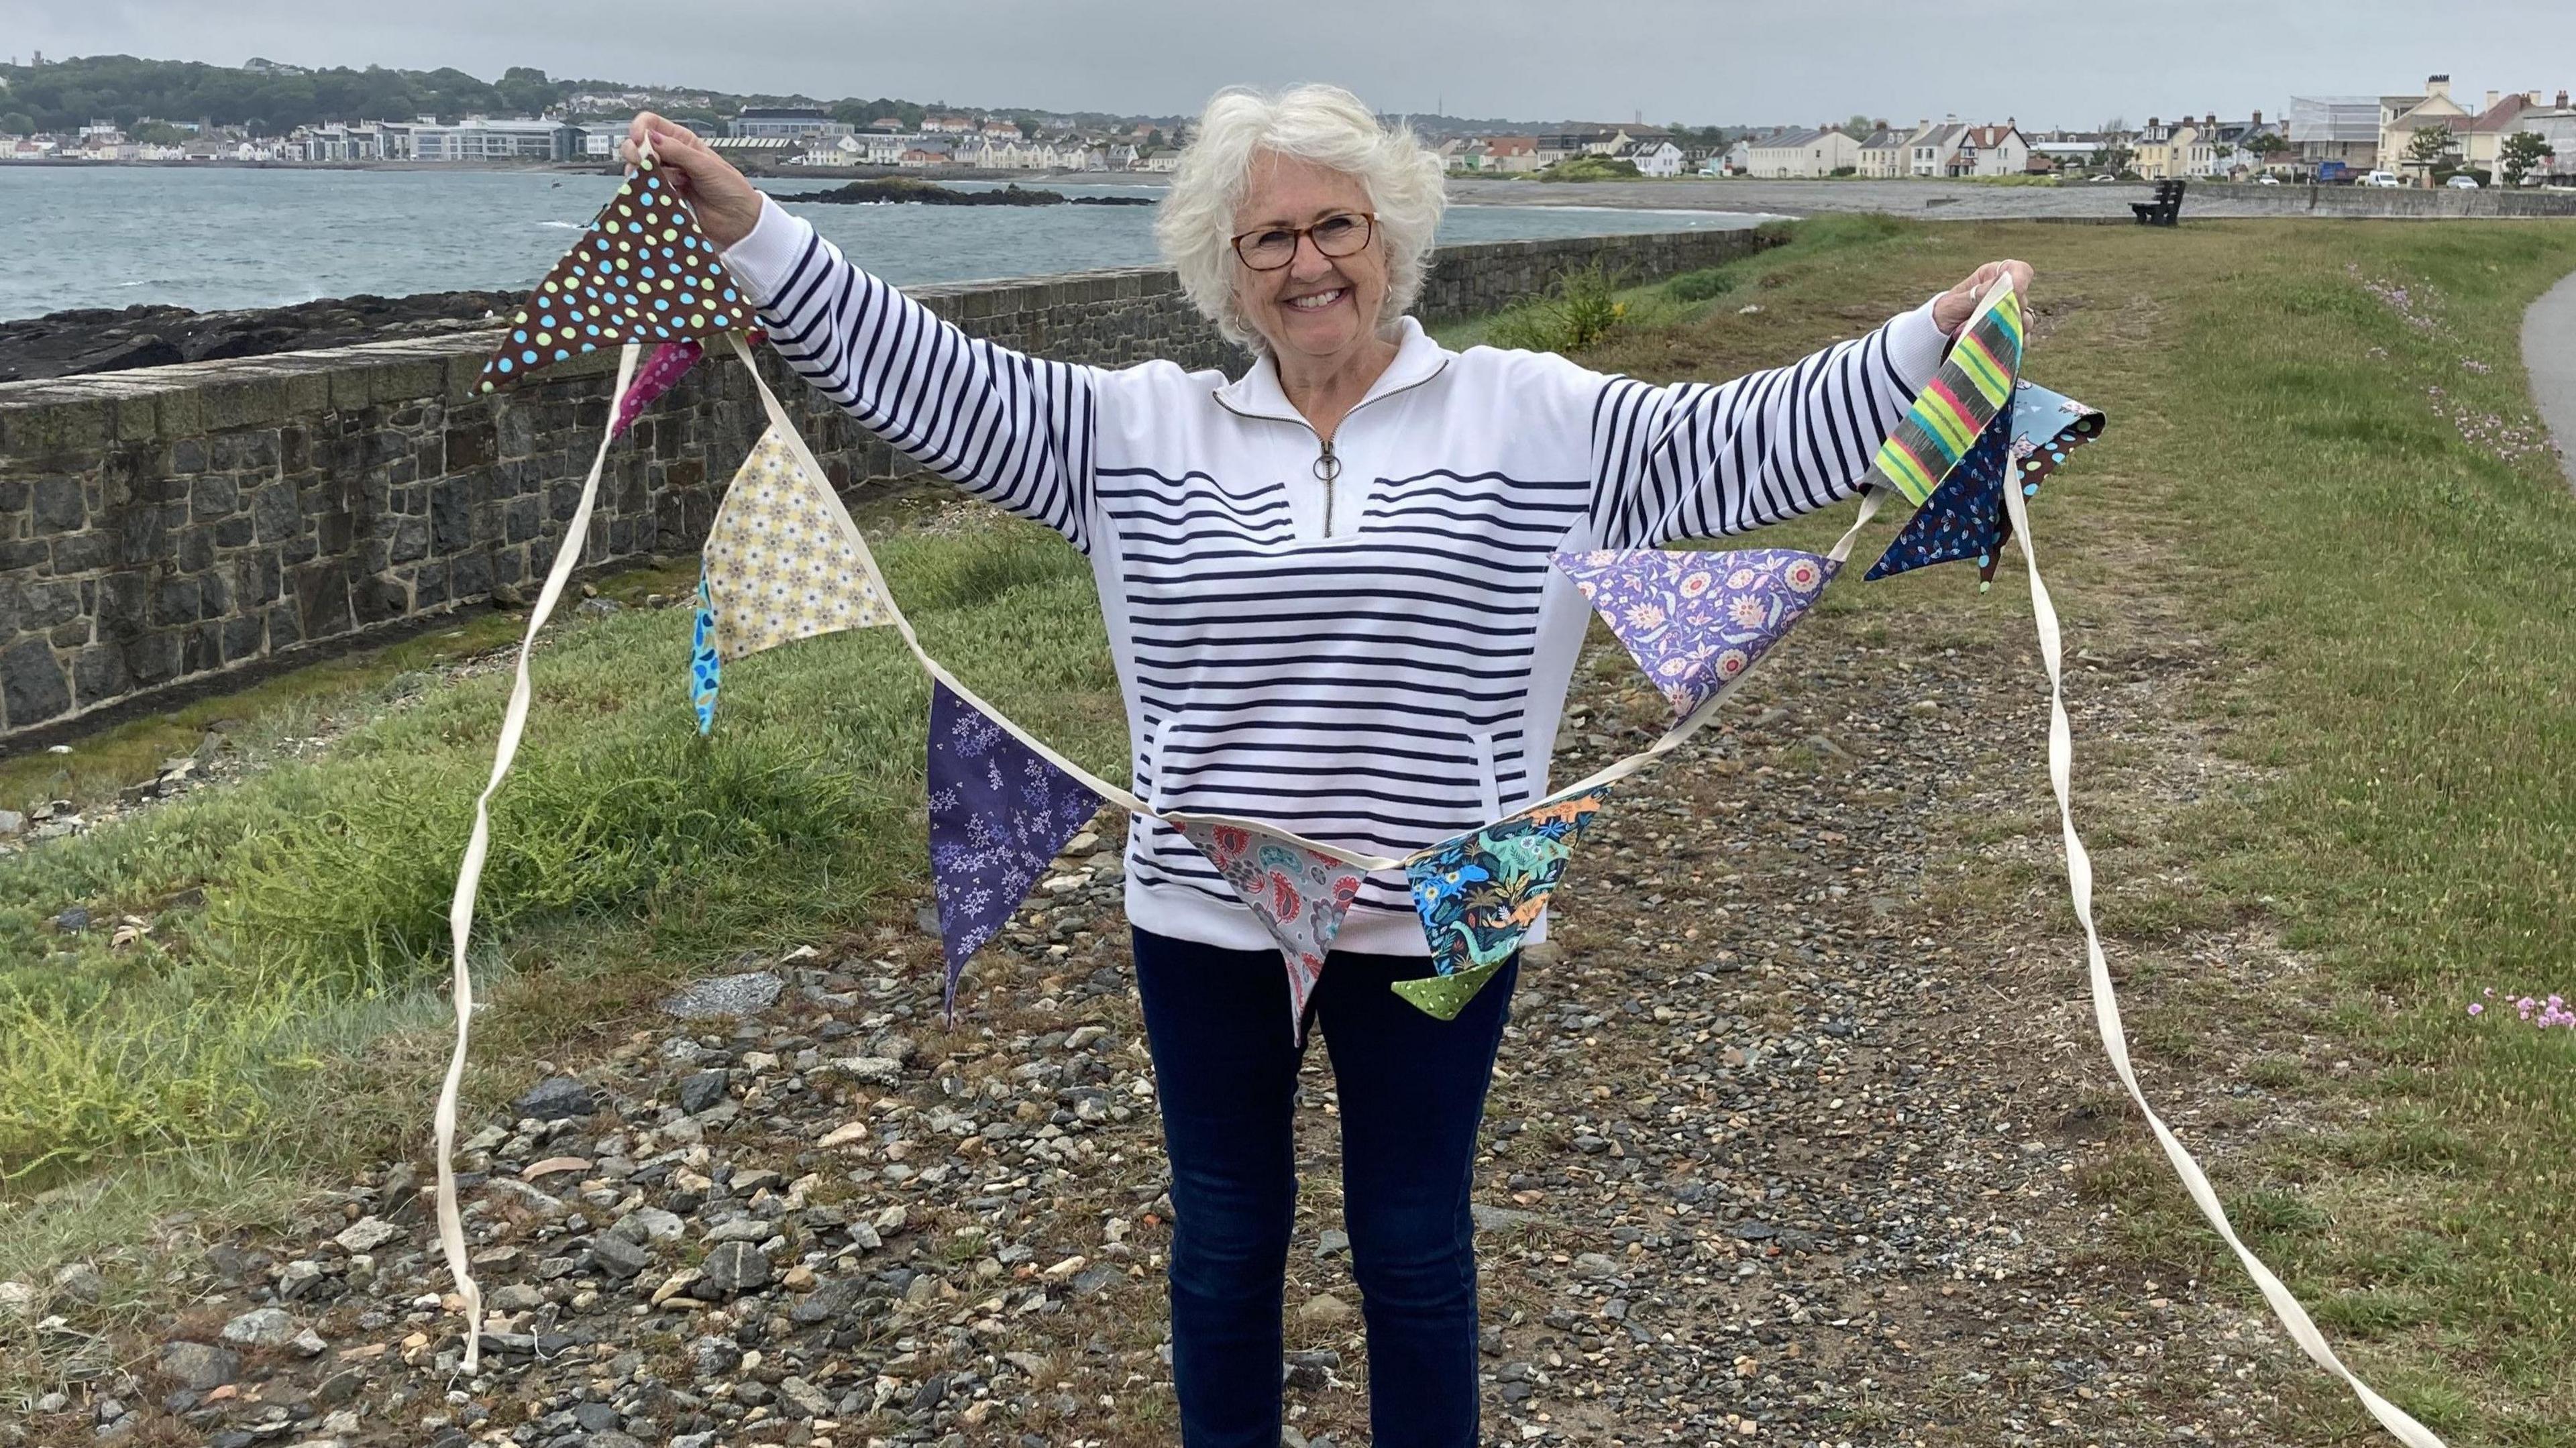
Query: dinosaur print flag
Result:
<box><xmin>1397</xmin><ymin>787</ymin><xmax>1611</xmax><ymax>1019</ymax></box>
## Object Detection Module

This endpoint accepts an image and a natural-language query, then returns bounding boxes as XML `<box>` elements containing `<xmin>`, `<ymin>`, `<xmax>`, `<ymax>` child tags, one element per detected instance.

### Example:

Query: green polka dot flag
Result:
<box><xmin>475</xmin><ymin>152</ymin><xmax>757</xmax><ymax>393</ymax></box>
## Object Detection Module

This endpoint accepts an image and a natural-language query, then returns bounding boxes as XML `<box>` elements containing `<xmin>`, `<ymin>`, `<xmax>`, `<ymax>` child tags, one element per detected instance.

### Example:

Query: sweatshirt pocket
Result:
<box><xmin>1470</xmin><ymin>730</ymin><xmax>1503</xmax><ymax>822</ymax></box>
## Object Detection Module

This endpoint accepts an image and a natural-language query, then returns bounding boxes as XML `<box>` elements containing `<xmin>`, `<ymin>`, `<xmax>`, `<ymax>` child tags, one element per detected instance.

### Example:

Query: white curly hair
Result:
<box><xmin>1153</xmin><ymin>83</ymin><xmax>1448</xmax><ymax>350</ymax></box>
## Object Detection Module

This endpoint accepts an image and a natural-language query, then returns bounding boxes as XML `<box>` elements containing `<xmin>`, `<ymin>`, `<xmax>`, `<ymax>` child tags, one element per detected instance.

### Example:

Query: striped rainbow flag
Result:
<box><xmin>1868</xmin><ymin>284</ymin><xmax>2025</xmax><ymax>505</ymax></box>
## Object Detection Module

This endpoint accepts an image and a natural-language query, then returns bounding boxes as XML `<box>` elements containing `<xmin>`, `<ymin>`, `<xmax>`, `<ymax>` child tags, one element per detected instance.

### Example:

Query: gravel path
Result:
<box><xmin>9</xmin><ymin>526</ymin><xmax>2339</xmax><ymax>1448</ymax></box>
<box><xmin>2519</xmin><ymin>266</ymin><xmax>2576</xmax><ymax>491</ymax></box>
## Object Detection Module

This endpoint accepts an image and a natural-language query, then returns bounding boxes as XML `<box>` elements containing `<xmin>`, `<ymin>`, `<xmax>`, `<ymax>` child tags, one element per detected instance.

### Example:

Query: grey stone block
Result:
<box><xmin>0</xmin><ymin>636</ymin><xmax>70</xmax><ymax>727</ymax></box>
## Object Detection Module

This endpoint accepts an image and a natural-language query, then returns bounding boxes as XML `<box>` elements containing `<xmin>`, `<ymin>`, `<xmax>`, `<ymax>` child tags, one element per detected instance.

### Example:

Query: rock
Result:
<box><xmin>0</xmin><ymin>1281</ymin><xmax>28</xmax><ymax>1318</ymax></box>
<box><xmin>158</xmin><ymin>1341</ymin><xmax>240</xmax><ymax>1390</ymax></box>
<box><xmin>660</xmin><ymin>970</ymin><xmax>784</xmax><ymax>1019</ymax></box>
<box><xmin>779</xmin><ymin>1376</ymin><xmax>835</xmax><ymax>1416</ymax></box>
<box><xmin>789</xmin><ymin>1276</ymin><xmax>866</xmax><ymax>1325</ymax></box>
<box><xmin>522</xmin><ymin>1154</ymin><xmax>591</xmax><ymax>1179</ymax></box>
<box><xmin>701</xmin><ymin>1217</ymin><xmax>773</xmax><ymax>1245</ymax></box>
<box><xmin>677</xmin><ymin>1068</ymin><xmax>730</xmax><ymax>1115</ymax></box>
<box><xmin>54</xmin><ymin>905</ymin><xmax>90</xmax><ymax>933</ymax></box>
<box><xmin>830</xmin><ymin>1055</ymin><xmax>903</xmax><ymax>1087</ymax></box>
<box><xmin>1296</xmin><ymin>1292</ymin><xmax>1352</xmax><ymax>1326</ymax></box>
<box><xmin>334</xmin><ymin>1217</ymin><xmax>405</xmax><ymax>1254</ymax></box>
<box><xmin>51</xmin><ymin>1262</ymin><xmax>105</xmax><ymax>1302</ymax></box>
<box><xmin>1470</xmin><ymin>1203</ymin><xmax>1541</xmax><ymax>1233</ymax></box>
<box><xmin>588</xmin><ymin>1233</ymin><xmax>651</xmax><ymax>1279</ymax></box>
<box><xmin>513</xmin><ymin>1075</ymin><xmax>595</xmax><ymax>1121</ymax></box>
<box><xmin>0</xmin><ymin>810</ymin><xmax>23</xmax><ymax>836</ymax></box>
<box><xmin>1316</xmin><ymin>1229</ymin><xmax>1349</xmax><ymax>1259</ymax></box>
<box><xmin>613</xmin><ymin>1207</ymin><xmax>685</xmax><ymax>1243</ymax></box>
<box><xmin>694</xmin><ymin>1240</ymin><xmax>772</xmax><ymax>1299</ymax></box>
<box><xmin>817</xmin><ymin>1119</ymin><xmax>870</xmax><ymax>1149</ymax></box>
<box><xmin>219</xmin><ymin>1306</ymin><xmax>301</xmax><ymax>1348</ymax></box>
<box><xmin>486</xmin><ymin>1284</ymin><xmax>545</xmax><ymax>1312</ymax></box>
<box><xmin>871</xmin><ymin>1204</ymin><xmax>908</xmax><ymax>1235</ymax></box>
<box><xmin>1572</xmin><ymin>1251</ymin><xmax>1619</xmax><ymax>1280</ymax></box>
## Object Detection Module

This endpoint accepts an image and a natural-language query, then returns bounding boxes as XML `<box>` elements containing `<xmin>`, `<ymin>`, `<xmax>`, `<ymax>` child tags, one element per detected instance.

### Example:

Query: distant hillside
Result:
<box><xmin>0</xmin><ymin>54</ymin><xmax>1183</xmax><ymax>138</ymax></box>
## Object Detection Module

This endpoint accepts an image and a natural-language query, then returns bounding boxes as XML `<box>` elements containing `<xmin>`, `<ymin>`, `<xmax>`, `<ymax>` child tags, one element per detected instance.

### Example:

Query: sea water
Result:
<box><xmin>0</xmin><ymin>166</ymin><xmax>1766</xmax><ymax>321</ymax></box>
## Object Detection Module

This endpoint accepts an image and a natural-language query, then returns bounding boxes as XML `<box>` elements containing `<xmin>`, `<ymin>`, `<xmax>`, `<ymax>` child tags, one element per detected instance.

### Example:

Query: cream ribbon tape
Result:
<box><xmin>2002</xmin><ymin>482</ymin><xmax>2444</xmax><ymax>1447</ymax></box>
<box><xmin>731</xmin><ymin>331</ymin><xmax>1880</xmax><ymax>871</ymax></box>
<box><xmin>436</xmin><ymin>342</ymin><xmax>641</xmax><ymax>1378</ymax></box>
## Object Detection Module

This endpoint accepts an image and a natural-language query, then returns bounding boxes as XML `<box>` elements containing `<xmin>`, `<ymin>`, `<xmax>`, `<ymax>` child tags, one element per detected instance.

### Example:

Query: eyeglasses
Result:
<box><xmin>1231</xmin><ymin>212</ymin><xmax>1377</xmax><ymax>270</ymax></box>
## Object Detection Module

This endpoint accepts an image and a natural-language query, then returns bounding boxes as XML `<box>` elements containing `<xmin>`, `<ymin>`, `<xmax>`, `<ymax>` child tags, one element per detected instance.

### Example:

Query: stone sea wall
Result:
<box><xmin>0</xmin><ymin>226</ymin><xmax>1776</xmax><ymax>740</ymax></box>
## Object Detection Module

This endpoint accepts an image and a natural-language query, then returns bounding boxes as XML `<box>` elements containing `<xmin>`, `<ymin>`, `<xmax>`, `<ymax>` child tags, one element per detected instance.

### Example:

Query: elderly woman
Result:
<box><xmin>627</xmin><ymin>87</ymin><xmax>2027</xmax><ymax>1447</ymax></box>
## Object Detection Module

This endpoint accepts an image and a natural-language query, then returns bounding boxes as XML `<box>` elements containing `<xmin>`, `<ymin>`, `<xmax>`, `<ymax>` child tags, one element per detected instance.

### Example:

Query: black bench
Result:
<box><xmin>2131</xmin><ymin>179</ymin><xmax>2186</xmax><ymax>226</ymax></box>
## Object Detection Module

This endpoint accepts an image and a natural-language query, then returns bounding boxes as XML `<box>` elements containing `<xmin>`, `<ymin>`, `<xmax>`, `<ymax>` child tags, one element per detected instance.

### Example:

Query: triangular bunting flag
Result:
<box><xmin>1177</xmin><ymin>820</ymin><xmax>1370</xmax><ymax>1038</ymax></box>
<box><xmin>476</xmin><ymin>150</ymin><xmax>755</xmax><ymax>393</ymax></box>
<box><xmin>1397</xmin><ymin>787</ymin><xmax>1611</xmax><ymax>1019</ymax></box>
<box><xmin>614</xmin><ymin>339</ymin><xmax>704</xmax><ymax>437</ymax></box>
<box><xmin>689</xmin><ymin>569</ymin><xmax>722</xmax><ymax>735</ymax></box>
<box><xmin>1868</xmin><ymin>380</ymin><xmax>2107</xmax><ymax>588</ymax></box>
<box><xmin>702</xmin><ymin>425</ymin><xmax>900</xmax><ymax>663</ymax></box>
<box><xmin>927</xmin><ymin>681</ymin><xmax>1105</xmax><ymax>1017</ymax></box>
<box><xmin>1552</xmin><ymin>548</ymin><xmax>1837</xmax><ymax>721</ymax></box>
<box><xmin>1863</xmin><ymin>282</ymin><xmax>2025</xmax><ymax>504</ymax></box>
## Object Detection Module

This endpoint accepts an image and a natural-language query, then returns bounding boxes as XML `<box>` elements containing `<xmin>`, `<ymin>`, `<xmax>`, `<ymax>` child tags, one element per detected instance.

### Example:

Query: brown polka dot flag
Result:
<box><xmin>474</xmin><ymin>151</ymin><xmax>757</xmax><ymax>392</ymax></box>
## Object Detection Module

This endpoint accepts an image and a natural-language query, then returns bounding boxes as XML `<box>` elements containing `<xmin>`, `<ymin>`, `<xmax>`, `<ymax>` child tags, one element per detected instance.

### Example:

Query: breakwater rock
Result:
<box><xmin>0</xmin><ymin>291</ymin><xmax>522</xmax><ymax>384</ymax></box>
<box><xmin>771</xmin><ymin>180</ymin><xmax>1154</xmax><ymax>208</ymax></box>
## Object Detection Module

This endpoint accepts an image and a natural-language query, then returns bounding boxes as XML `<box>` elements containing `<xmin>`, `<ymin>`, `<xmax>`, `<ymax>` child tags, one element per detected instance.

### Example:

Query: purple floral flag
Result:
<box><xmin>926</xmin><ymin>681</ymin><xmax>1103</xmax><ymax>1017</ymax></box>
<box><xmin>1551</xmin><ymin>548</ymin><xmax>1837</xmax><ymax>721</ymax></box>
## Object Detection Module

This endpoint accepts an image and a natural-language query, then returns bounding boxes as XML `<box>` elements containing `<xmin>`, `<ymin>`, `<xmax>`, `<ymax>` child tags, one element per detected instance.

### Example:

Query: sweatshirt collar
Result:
<box><xmin>1213</xmin><ymin>315</ymin><xmax>1451</xmax><ymax>423</ymax></box>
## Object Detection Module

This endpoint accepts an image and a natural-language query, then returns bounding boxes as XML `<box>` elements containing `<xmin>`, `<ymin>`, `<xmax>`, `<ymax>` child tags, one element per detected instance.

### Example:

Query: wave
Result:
<box><xmin>538</xmin><ymin>220</ymin><xmax>583</xmax><ymax>229</ymax></box>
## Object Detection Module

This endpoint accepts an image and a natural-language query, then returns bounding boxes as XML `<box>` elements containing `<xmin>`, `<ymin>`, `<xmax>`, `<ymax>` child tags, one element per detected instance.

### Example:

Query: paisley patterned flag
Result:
<box><xmin>476</xmin><ymin>150</ymin><xmax>756</xmax><ymax>392</ymax></box>
<box><xmin>612</xmin><ymin>340</ymin><xmax>704</xmax><ymax>437</ymax></box>
<box><xmin>926</xmin><ymin>682</ymin><xmax>1104</xmax><ymax>1016</ymax></box>
<box><xmin>1397</xmin><ymin>788</ymin><xmax>1611</xmax><ymax>1020</ymax></box>
<box><xmin>1864</xmin><ymin>282</ymin><xmax>2024</xmax><ymax>504</ymax></box>
<box><xmin>1177</xmin><ymin>820</ymin><xmax>1371</xmax><ymax>1038</ymax></box>
<box><xmin>1552</xmin><ymin>548</ymin><xmax>1837</xmax><ymax>722</ymax></box>
<box><xmin>1867</xmin><ymin>380</ymin><xmax>2107</xmax><ymax>588</ymax></box>
<box><xmin>701</xmin><ymin>425</ymin><xmax>900</xmax><ymax>663</ymax></box>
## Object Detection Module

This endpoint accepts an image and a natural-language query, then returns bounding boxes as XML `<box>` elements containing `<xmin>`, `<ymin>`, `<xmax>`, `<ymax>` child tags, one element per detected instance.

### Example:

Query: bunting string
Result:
<box><xmin>431</xmin><ymin>264</ymin><xmax>2447</xmax><ymax>1443</ymax></box>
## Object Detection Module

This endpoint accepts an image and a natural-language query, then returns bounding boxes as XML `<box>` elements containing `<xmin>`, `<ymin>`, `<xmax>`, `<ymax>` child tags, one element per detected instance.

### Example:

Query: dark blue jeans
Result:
<box><xmin>1132</xmin><ymin>926</ymin><xmax>1518</xmax><ymax>1448</ymax></box>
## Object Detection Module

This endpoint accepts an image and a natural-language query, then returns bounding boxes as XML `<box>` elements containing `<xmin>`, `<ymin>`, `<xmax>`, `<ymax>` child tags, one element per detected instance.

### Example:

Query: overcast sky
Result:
<box><xmin>13</xmin><ymin>1</ymin><xmax>2576</xmax><ymax>129</ymax></box>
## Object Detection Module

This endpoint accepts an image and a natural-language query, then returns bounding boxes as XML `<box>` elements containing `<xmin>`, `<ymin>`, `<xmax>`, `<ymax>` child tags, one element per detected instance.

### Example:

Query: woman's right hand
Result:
<box><xmin>620</xmin><ymin>113</ymin><xmax>766</xmax><ymax>250</ymax></box>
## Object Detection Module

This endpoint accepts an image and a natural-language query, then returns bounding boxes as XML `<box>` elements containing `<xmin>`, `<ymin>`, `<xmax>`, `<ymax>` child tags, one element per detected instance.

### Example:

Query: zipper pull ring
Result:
<box><xmin>1311</xmin><ymin>441</ymin><xmax>1340</xmax><ymax>484</ymax></box>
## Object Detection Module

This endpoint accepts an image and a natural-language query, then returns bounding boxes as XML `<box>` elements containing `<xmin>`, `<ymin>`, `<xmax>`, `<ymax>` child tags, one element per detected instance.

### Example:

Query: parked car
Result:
<box><xmin>2363</xmin><ymin>170</ymin><xmax>2402</xmax><ymax>188</ymax></box>
<box><xmin>2255</xmin><ymin>175</ymin><xmax>2282</xmax><ymax>185</ymax></box>
<box><xmin>2446</xmin><ymin>174</ymin><xmax>2481</xmax><ymax>188</ymax></box>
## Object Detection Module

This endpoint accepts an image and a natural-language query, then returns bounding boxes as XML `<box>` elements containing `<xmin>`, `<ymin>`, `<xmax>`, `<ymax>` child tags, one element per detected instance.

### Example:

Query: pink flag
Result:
<box><xmin>1177</xmin><ymin>820</ymin><xmax>1369</xmax><ymax>1039</ymax></box>
<box><xmin>612</xmin><ymin>339</ymin><xmax>704</xmax><ymax>436</ymax></box>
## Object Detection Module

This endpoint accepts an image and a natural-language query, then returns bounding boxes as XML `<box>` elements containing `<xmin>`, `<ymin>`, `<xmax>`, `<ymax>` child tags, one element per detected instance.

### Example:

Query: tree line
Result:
<box><xmin>0</xmin><ymin>54</ymin><xmax>947</xmax><ymax>140</ymax></box>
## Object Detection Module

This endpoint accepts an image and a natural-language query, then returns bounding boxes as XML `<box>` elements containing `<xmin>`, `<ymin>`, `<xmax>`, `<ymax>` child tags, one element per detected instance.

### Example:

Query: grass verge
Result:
<box><xmin>0</xmin><ymin>515</ymin><xmax>1122</xmax><ymax>1217</ymax></box>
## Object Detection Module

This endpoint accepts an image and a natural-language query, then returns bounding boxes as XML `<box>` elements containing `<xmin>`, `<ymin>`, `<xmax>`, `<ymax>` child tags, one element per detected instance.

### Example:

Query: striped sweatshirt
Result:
<box><xmin>722</xmin><ymin>198</ymin><xmax>1951</xmax><ymax>956</ymax></box>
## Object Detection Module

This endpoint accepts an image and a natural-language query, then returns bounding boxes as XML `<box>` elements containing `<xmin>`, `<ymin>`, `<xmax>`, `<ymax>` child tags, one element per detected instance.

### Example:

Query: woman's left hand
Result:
<box><xmin>1933</xmin><ymin>260</ymin><xmax>2035</xmax><ymax>335</ymax></box>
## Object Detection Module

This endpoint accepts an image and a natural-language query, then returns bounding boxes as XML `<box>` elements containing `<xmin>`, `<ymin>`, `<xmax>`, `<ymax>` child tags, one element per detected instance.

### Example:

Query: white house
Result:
<box><xmin>1616</xmin><ymin>139</ymin><xmax>1685</xmax><ymax>177</ymax></box>
<box><xmin>1907</xmin><ymin>121</ymin><xmax>1972</xmax><ymax>176</ymax></box>
<box><xmin>1857</xmin><ymin>123</ymin><xmax>1919</xmax><ymax>177</ymax></box>
<box><xmin>1743</xmin><ymin>125</ymin><xmax>1858</xmax><ymax>177</ymax></box>
<box><xmin>1960</xmin><ymin>123</ymin><xmax>2031</xmax><ymax>176</ymax></box>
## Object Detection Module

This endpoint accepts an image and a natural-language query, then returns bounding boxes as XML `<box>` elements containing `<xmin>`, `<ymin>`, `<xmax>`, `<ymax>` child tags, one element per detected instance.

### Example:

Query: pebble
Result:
<box><xmin>659</xmin><ymin>970</ymin><xmax>784</xmax><ymax>1019</ymax></box>
<box><xmin>218</xmin><ymin>1306</ymin><xmax>301</xmax><ymax>1348</ymax></box>
<box><xmin>511</xmin><ymin>1075</ymin><xmax>594</xmax><ymax>1122</ymax></box>
<box><xmin>1297</xmin><ymin>1292</ymin><xmax>1353</xmax><ymax>1326</ymax></box>
<box><xmin>158</xmin><ymin>1341</ymin><xmax>240</xmax><ymax>1389</ymax></box>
